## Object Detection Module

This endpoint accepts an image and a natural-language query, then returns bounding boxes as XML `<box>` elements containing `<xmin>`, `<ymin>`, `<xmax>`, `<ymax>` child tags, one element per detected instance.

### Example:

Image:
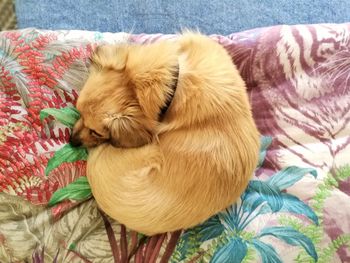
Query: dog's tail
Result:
<box><xmin>87</xmin><ymin>144</ymin><xmax>196</xmax><ymax>235</ymax></box>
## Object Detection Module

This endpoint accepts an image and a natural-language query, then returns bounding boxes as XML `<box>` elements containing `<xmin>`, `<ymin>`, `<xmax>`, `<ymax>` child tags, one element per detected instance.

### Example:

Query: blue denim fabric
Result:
<box><xmin>16</xmin><ymin>0</ymin><xmax>350</xmax><ymax>34</ymax></box>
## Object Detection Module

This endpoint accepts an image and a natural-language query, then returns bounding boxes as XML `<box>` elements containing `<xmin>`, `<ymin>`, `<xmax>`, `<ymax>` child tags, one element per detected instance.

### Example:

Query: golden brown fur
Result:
<box><xmin>73</xmin><ymin>32</ymin><xmax>260</xmax><ymax>235</ymax></box>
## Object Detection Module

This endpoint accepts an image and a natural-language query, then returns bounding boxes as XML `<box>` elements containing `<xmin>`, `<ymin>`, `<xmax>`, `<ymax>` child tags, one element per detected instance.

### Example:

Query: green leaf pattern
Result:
<box><xmin>48</xmin><ymin>176</ymin><xmax>92</xmax><ymax>206</ymax></box>
<box><xmin>45</xmin><ymin>143</ymin><xmax>88</xmax><ymax>176</ymax></box>
<box><xmin>40</xmin><ymin>107</ymin><xmax>80</xmax><ymax>128</ymax></box>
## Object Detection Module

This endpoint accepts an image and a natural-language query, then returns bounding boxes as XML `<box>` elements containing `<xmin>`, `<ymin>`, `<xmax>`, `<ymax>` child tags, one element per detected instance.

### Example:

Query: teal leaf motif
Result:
<box><xmin>244</xmin><ymin>192</ymin><xmax>318</xmax><ymax>225</ymax></box>
<box><xmin>48</xmin><ymin>176</ymin><xmax>92</xmax><ymax>206</ymax></box>
<box><xmin>219</xmin><ymin>206</ymin><xmax>238</xmax><ymax>231</ymax></box>
<box><xmin>241</xmin><ymin>191</ymin><xmax>265</xmax><ymax>214</ymax></box>
<box><xmin>268</xmin><ymin>166</ymin><xmax>317</xmax><ymax>191</ymax></box>
<box><xmin>196</xmin><ymin>215</ymin><xmax>225</xmax><ymax>243</ymax></box>
<box><xmin>246</xmin><ymin>181</ymin><xmax>283</xmax><ymax>212</ymax></box>
<box><xmin>252</xmin><ymin>239</ymin><xmax>282</xmax><ymax>263</ymax></box>
<box><xmin>40</xmin><ymin>107</ymin><xmax>80</xmax><ymax>128</ymax></box>
<box><xmin>257</xmin><ymin>136</ymin><xmax>272</xmax><ymax>168</ymax></box>
<box><xmin>258</xmin><ymin>226</ymin><xmax>318</xmax><ymax>261</ymax></box>
<box><xmin>211</xmin><ymin>237</ymin><xmax>247</xmax><ymax>263</ymax></box>
<box><xmin>279</xmin><ymin>193</ymin><xmax>319</xmax><ymax>225</ymax></box>
<box><xmin>45</xmin><ymin>143</ymin><xmax>88</xmax><ymax>176</ymax></box>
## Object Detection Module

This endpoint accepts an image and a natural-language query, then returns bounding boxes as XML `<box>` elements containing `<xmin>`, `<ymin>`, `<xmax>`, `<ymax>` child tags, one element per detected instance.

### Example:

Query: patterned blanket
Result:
<box><xmin>0</xmin><ymin>24</ymin><xmax>349</xmax><ymax>262</ymax></box>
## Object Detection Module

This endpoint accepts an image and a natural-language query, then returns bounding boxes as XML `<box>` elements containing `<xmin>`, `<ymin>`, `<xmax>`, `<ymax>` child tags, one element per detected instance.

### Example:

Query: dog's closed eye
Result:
<box><xmin>89</xmin><ymin>129</ymin><xmax>103</xmax><ymax>138</ymax></box>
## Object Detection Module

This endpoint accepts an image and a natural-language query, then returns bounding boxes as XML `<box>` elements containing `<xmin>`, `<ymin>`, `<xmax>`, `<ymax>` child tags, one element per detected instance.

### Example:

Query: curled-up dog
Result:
<box><xmin>71</xmin><ymin>32</ymin><xmax>260</xmax><ymax>235</ymax></box>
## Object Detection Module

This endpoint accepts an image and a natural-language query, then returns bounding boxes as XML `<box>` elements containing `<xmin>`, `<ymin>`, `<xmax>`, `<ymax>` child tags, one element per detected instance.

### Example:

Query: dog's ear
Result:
<box><xmin>126</xmin><ymin>42</ymin><xmax>178</xmax><ymax>86</ymax></box>
<box><xmin>88</xmin><ymin>46</ymin><xmax>103</xmax><ymax>70</ymax></box>
<box><xmin>125</xmin><ymin>42</ymin><xmax>179</xmax><ymax>120</ymax></box>
<box><xmin>109</xmin><ymin>117</ymin><xmax>154</xmax><ymax>148</ymax></box>
<box><xmin>89</xmin><ymin>45</ymin><xmax>129</xmax><ymax>72</ymax></box>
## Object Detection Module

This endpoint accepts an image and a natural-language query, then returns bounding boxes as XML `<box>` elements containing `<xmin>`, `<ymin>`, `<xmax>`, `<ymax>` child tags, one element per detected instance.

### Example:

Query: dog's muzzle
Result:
<box><xmin>70</xmin><ymin>133</ymin><xmax>82</xmax><ymax>147</ymax></box>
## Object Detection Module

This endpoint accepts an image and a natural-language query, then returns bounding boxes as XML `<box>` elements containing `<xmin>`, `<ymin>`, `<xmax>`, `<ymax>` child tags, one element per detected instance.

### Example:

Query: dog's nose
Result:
<box><xmin>70</xmin><ymin>134</ymin><xmax>82</xmax><ymax>147</ymax></box>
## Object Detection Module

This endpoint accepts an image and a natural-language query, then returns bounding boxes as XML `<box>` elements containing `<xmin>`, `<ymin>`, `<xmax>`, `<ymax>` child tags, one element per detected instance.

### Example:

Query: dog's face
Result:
<box><xmin>71</xmin><ymin>63</ymin><xmax>154</xmax><ymax>148</ymax></box>
<box><xmin>71</xmin><ymin>43</ymin><xmax>178</xmax><ymax>148</ymax></box>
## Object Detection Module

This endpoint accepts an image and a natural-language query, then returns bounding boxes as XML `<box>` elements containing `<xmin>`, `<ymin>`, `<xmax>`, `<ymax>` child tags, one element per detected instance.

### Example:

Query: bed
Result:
<box><xmin>0</xmin><ymin>23</ymin><xmax>349</xmax><ymax>262</ymax></box>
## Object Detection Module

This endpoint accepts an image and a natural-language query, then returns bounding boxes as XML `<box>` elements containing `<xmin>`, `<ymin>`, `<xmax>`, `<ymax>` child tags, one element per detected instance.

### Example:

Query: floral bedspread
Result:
<box><xmin>0</xmin><ymin>24</ymin><xmax>350</xmax><ymax>262</ymax></box>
